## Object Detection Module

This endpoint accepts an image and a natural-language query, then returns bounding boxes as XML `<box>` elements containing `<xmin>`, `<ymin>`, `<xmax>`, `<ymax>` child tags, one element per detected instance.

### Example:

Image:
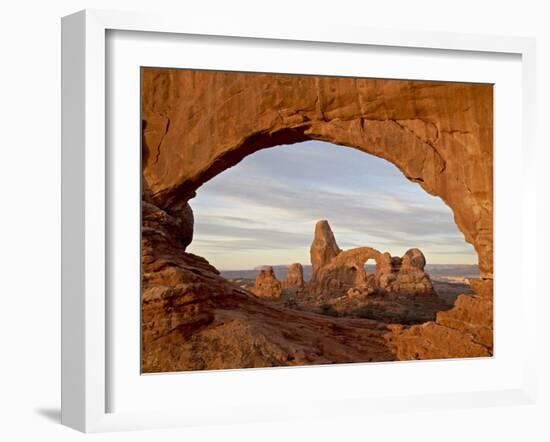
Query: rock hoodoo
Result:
<box><xmin>310</xmin><ymin>220</ymin><xmax>341</xmax><ymax>279</ymax></box>
<box><xmin>376</xmin><ymin>249</ymin><xmax>434</xmax><ymax>295</ymax></box>
<box><xmin>252</xmin><ymin>266</ymin><xmax>283</xmax><ymax>299</ymax></box>
<box><xmin>282</xmin><ymin>263</ymin><xmax>304</xmax><ymax>290</ymax></box>
<box><xmin>141</xmin><ymin>69</ymin><xmax>494</xmax><ymax>371</ymax></box>
<box><xmin>311</xmin><ymin>246</ymin><xmax>381</xmax><ymax>296</ymax></box>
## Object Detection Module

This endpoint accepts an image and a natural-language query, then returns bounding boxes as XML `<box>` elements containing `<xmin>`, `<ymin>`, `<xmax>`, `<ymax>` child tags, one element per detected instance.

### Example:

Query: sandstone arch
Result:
<box><xmin>142</xmin><ymin>68</ymin><xmax>493</xmax><ymax>279</ymax></box>
<box><xmin>312</xmin><ymin>247</ymin><xmax>382</xmax><ymax>294</ymax></box>
<box><xmin>307</xmin><ymin>220</ymin><xmax>435</xmax><ymax>298</ymax></box>
<box><xmin>141</xmin><ymin>68</ymin><xmax>493</xmax><ymax>371</ymax></box>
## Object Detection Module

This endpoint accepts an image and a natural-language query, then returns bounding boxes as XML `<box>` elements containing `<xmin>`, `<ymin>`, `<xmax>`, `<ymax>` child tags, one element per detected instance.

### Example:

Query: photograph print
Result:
<box><xmin>141</xmin><ymin>68</ymin><xmax>493</xmax><ymax>373</ymax></box>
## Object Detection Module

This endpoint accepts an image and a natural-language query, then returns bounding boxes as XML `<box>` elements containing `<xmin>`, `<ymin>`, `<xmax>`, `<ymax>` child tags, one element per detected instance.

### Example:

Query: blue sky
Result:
<box><xmin>186</xmin><ymin>141</ymin><xmax>477</xmax><ymax>270</ymax></box>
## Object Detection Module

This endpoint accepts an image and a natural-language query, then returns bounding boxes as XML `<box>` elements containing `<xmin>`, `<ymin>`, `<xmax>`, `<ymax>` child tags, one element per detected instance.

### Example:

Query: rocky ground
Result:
<box><xmin>432</xmin><ymin>280</ymin><xmax>474</xmax><ymax>305</ymax></box>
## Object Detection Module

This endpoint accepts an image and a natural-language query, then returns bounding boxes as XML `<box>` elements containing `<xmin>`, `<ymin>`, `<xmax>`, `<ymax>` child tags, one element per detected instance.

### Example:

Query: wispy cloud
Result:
<box><xmin>186</xmin><ymin>141</ymin><xmax>477</xmax><ymax>270</ymax></box>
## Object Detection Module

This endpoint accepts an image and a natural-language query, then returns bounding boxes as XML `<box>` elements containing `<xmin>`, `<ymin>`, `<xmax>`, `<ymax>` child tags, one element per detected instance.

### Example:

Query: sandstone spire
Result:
<box><xmin>310</xmin><ymin>220</ymin><xmax>341</xmax><ymax>277</ymax></box>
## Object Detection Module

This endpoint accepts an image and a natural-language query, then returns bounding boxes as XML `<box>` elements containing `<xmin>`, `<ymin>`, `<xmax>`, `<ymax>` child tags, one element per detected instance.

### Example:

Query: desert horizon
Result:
<box><xmin>220</xmin><ymin>263</ymin><xmax>479</xmax><ymax>275</ymax></box>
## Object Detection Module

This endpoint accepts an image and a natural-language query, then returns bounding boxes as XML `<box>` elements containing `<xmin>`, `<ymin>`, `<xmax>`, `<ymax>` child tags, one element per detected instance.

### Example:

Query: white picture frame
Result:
<box><xmin>61</xmin><ymin>9</ymin><xmax>537</xmax><ymax>433</ymax></box>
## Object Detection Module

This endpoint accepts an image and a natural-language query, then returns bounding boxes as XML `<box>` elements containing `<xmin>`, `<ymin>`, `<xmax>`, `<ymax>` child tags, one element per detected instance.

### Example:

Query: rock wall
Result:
<box><xmin>310</xmin><ymin>220</ymin><xmax>342</xmax><ymax>279</ymax></box>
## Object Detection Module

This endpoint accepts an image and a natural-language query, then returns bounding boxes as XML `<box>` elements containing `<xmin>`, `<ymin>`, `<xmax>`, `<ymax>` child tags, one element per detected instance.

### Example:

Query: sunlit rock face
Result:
<box><xmin>377</xmin><ymin>248</ymin><xmax>434</xmax><ymax>295</ymax></box>
<box><xmin>310</xmin><ymin>220</ymin><xmax>342</xmax><ymax>279</ymax></box>
<box><xmin>141</xmin><ymin>69</ymin><xmax>493</xmax><ymax>371</ymax></box>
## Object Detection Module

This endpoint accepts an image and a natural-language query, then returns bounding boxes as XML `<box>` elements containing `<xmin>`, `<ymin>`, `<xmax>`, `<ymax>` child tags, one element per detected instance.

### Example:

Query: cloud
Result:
<box><xmin>187</xmin><ymin>141</ymin><xmax>477</xmax><ymax>269</ymax></box>
<box><xmin>191</xmin><ymin>222</ymin><xmax>311</xmax><ymax>251</ymax></box>
<box><xmin>198</xmin><ymin>214</ymin><xmax>267</xmax><ymax>226</ymax></box>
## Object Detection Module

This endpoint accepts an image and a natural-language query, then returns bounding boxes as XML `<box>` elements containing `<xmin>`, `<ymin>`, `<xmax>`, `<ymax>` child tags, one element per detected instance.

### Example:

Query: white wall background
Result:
<box><xmin>0</xmin><ymin>1</ymin><xmax>547</xmax><ymax>440</ymax></box>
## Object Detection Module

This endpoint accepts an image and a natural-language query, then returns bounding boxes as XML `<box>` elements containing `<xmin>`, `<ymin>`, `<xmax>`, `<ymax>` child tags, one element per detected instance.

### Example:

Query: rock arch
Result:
<box><xmin>141</xmin><ymin>69</ymin><xmax>493</xmax><ymax>371</ymax></box>
<box><xmin>313</xmin><ymin>247</ymin><xmax>382</xmax><ymax>294</ymax></box>
<box><xmin>307</xmin><ymin>220</ymin><xmax>435</xmax><ymax>297</ymax></box>
<box><xmin>142</xmin><ymin>68</ymin><xmax>493</xmax><ymax>279</ymax></box>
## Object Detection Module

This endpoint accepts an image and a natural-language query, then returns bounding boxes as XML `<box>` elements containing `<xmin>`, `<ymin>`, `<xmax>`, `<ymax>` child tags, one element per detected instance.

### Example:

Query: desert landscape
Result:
<box><xmin>141</xmin><ymin>68</ymin><xmax>493</xmax><ymax>373</ymax></box>
<box><xmin>225</xmin><ymin>219</ymin><xmax>476</xmax><ymax>325</ymax></box>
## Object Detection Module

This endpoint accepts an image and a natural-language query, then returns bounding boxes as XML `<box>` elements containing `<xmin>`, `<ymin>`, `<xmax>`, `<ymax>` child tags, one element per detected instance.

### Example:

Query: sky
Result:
<box><xmin>186</xmin><ymin>141</ymin><xmax>477</xmax><ymax>270</ymax></box>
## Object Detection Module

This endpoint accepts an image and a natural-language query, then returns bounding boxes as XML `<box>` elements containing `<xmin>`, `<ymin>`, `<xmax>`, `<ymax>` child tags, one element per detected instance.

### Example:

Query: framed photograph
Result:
<box><xmin>61</xmin><ymin>9</ymin><xmax>537</xmax><ymax>432</ymax></box>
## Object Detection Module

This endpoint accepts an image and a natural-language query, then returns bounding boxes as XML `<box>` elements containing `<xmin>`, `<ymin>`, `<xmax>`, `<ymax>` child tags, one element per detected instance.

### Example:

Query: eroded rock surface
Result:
<box><xmin>377</xmin><ymin>248</ymin><xmax>434</xmax><ymax>295</ymax></box>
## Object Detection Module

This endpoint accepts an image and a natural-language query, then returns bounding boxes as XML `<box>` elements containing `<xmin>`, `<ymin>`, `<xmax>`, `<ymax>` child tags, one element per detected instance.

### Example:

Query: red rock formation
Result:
<box><xmin>377</xmin><ymin>248</ymin><xmax>434</xmax><ymax>295</ymax></box>
<box><xmin>311</xmin><ymin>246</ymin><xmax>381</xmax><ymax>296</ymax></box>
<box><xmin>282</xmin><ymin>263</ymin><xmax>304</xmax><ymax>290</ymax></box>
<box><xmin>252</xmin><ymin>266</ymin><xmax>283</xmax><ymax>299</ymax></box>
<box><xmin>308</xmin><ymin>221</ymin><xmax>433</xmax><ymax>298</ymax></box>
<box><xmin>141</xmin><ymin>69</ymin><xmax>494</xmax><ymax>369</ymax></box>
<box><xmin>142</xmin><ymin>69</ymin><xmax>493</xmax><ymax>279</ymax></box>
<box><xmin>310</xmin><ymin>220</ymin><xmax>341</xmax><ymax>279</ymax></box>
<box><xmin>387</xmin><ymin>278</ymin><xmax>493</xmax><ymax>359</ymax></box>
